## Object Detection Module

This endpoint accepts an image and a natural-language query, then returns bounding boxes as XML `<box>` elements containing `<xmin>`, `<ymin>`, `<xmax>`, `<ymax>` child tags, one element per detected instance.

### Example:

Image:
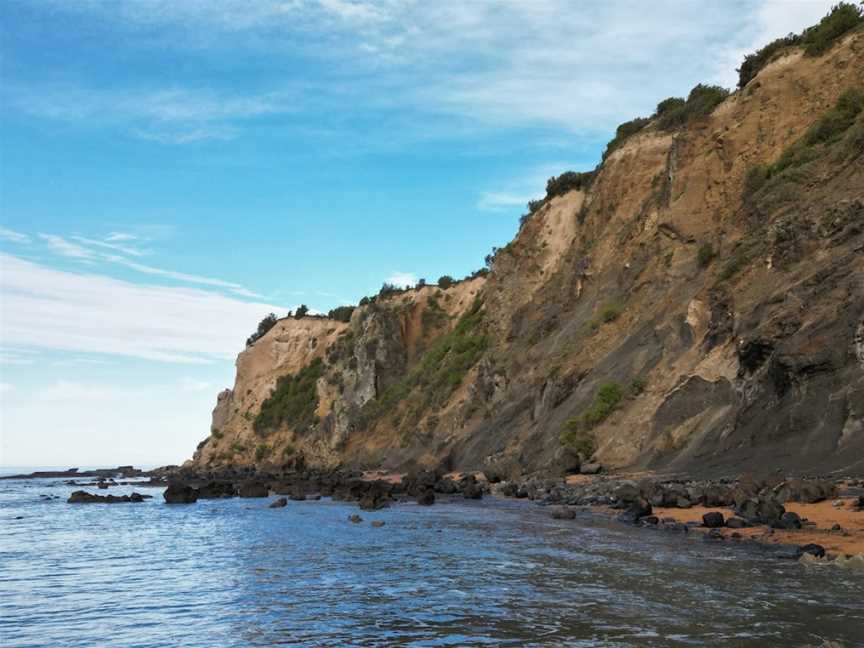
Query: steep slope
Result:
<box><xmin>192</xmin><ymin>24</ymin><xmax>864</xmax><ymax>478</ymax></box>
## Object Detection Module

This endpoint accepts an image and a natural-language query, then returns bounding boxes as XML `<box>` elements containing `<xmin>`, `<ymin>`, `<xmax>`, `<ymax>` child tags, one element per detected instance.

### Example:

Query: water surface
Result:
<box><xmin>1</xmin><ymin>477</ymin><xmax>862</xmax><ymax>647</ymax></box>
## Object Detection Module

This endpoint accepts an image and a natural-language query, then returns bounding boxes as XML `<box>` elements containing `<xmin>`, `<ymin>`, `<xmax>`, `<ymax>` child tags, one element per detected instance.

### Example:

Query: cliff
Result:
<box><xmin>192</xmin><ymin>19</ymin><xmax>864</xmax><ymax>479</ymax></box>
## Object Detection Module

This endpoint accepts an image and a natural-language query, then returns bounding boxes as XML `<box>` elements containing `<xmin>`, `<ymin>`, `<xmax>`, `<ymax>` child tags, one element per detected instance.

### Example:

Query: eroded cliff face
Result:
<box><xmin>193</xmin><ymin>31</ymin><xmax>864</xmax><ymax>478</ymax></box>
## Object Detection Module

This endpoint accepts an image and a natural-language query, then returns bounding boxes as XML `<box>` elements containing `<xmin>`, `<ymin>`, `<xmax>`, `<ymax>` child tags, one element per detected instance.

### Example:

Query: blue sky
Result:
<box><xmin>0</xmin><ymin>0</ymin><xmax>835</xmax><ymax>466</ymax></box>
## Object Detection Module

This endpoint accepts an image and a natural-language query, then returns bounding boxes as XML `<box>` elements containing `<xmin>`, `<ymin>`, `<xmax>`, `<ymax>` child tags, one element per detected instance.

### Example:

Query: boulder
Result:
<box><xmin>269</xmin><ymin>497</ymin><xmax>288</xmax><ymax>508</ymax></box>
<box><xmin>617</xmin><ymin>498</ymin><xmax>652</xmax><ymax>524</ymax></box>
<box><xmin>371</xmin><ymin>520</ymin><xmax>385</xmax><ymax>528</ymax></box>
<box><xmin>640</xmin><ymin>515</ymin><xmax>659</xmax><ymax>525</ymax></box>
<box><xmin>736</xmin><ymin>497</ymin><xmax>785</xmax><ymax>526</ymax></box>
<box><xmin>676</xmin><ymin>497</ymin><xmax>693</xmax><ymax>509</ymax></box>
<box><xmin>462</xmin><ymin>481</ymin><xmax>484</xmax><ymax>500</ymax></box>
<box><xmin>702</xmin><ymin>512</ymin><xmax>725</xmax><ymax>528</ymax></box>
<box><xmin>416</xmin><ymin>490</ymin><xmax>435</xmax><ymax>506</ymax></box>
<box><xmin>348</xmin><ymin>514</ymin><xmax>363</xmax><ymax>524</ymax></box>
<box><xmin>197</xmin><ymin>481</ymin><xmax>235</xmax><ymax>499</ymax></box>
<box><xmin>799</xmin><ymin>543</ymin><xmax>826</xmax><ymax>559</ymax></box>
<box><xmin>163</xmin><ymin>483</ymin><xmax>199</xmax><ymax>504</ymax></box>
<box><xmin>775</xmin><ymin>511</ymin><xmax>802</xmax><ymax>530</ymax></box>
<box><xmin>580</xmin><ymin>463</ymin><xmax>602</xmax><ymax>475</ymax></box>
<box><xmin>725</xmin><ymin>517</ymin><xmax>748</xmax><ymax>529</ymax></box>
<box><xmin>288</xmin><ymin>486</ymin><xmax>307</xmax><ymax>501</ymax></box>
<box><xmin>550</xmin><ymin>506</ymin><xmax>576</xmax><ymax>520</ymax></box>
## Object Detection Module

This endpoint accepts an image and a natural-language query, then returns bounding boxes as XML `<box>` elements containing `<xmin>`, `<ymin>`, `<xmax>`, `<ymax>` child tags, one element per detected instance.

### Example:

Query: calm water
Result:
<box><xmin>1</xmin><ymin>477</ymin><xmax>863</xmax><ymax>647</ymax></box>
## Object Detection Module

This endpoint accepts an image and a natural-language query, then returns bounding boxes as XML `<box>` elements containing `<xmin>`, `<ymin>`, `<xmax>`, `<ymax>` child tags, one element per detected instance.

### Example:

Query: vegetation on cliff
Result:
<box><xmin>254</xmin><ymin>357</ymin><xmax>324</xmax><ymax>436</ymax></box>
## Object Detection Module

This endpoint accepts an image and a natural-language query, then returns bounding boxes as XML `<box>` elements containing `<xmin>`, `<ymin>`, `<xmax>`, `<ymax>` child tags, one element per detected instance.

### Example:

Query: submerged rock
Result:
<box><xmin>549</xmin><ymin>505</ymin><xmax>576</xmax><ymax>520</ymax></box>
<box><xmin>617</xmin><ymin>498</ymin><xmax>652</xmax><ymax>524</ymax></box>
<box><xmin>416</xmin><ymin>490</ymin><xmax>435</xmax><ymax>506</ymax></box>
<box><xmin>269</xmin><ymin>497</ymin><xmax>288</xmax><ymax>508</ymax></box>
<box><xmin>371</xmin><ymin>520</ymin><xmax>385</xmax><ymax>528</ymax></box>
<box><xmin>348</xmin><ymin>514</ymin><xmax>363</xmax><ymax>524</ymax></box>
<box><xmin>68</xmin><ymin>490</ymin><xmax>150</xmax><ymax>504</ymax></box>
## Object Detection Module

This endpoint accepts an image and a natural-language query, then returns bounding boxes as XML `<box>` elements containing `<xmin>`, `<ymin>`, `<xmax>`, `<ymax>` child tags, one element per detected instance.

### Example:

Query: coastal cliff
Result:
<box><xmin>192</xmin><ymin>20</ymin><xmax>864</xmax><ymax>478</ymax></box>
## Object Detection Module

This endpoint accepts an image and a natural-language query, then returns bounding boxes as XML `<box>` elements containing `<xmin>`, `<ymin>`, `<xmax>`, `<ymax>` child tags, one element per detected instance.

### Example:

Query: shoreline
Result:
<box><xmin>8</xmin><ymin>464</ymin><xmax>864</xmax><ymax>565</ymax></box>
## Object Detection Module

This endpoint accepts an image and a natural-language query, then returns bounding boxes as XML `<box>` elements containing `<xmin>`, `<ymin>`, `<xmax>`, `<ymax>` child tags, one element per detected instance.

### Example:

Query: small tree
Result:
<box><xmin>437</xmin><ymin>275</ymin><xmax>455</xmax><ymax>289</ymax></box>
<box><xmin>294</xmin><ymin>304</ymin><xmax>309</xmax><ymax>319</ymax></box>
<box><xmin>246</xmin><ymin>313</ymin><xmax>279</xmax><ymax>346</ymax></box>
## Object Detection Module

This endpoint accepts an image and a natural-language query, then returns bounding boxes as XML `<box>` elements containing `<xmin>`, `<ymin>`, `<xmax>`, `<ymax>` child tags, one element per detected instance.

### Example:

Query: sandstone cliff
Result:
<box><xmin>192</xmin><ymin>21</ymin><xmax>864</xmax><ymax>478</ymax></box>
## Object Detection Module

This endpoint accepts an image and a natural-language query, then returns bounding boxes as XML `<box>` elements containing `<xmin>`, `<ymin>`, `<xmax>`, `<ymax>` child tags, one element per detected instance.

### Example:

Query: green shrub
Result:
<box><xmin>563</xmin><ymin>381</ymin><xmax>623</xmax><ymax>439</ymax></box>
<box><xmin>599</xmin><ymin>302</ymin><xmax>623</xmax><ymax>323</ymax></box>
<box><xmin>230</xmin><ymin>442</ymin><xmax>246</xmax><ymax>454</ymax></box>
<box><xmin>211</xmin><ymin>428</ymin><xmax>224</xmax><ymax>440</ymax></box>
<box><xmin>737</xmin><ymin>34</ymin><xmax>800</xmax><ymax>88</ymax></box>
<box><xmin>545</xmin><ymin>171</ymin><xmax>595</xmax><ymax>199</ymax></box>
<box><xmin>294</xmin><ymin>304</ymin><xmax>309</xmax><ymax>319</ymax></box>
<box><xmin>656</xmin><ymin>84</ymin><xmax>729</xmax><ymax>131</ymax></box>
<box><xmin>801</xmin><ymin>2</ymin><xmax>863</xmax><ymax>56</ymax></box>
<box><xmin>328</xmin><ymin>306</ymin><xmax>355</xmax><ymax>323</ymax></box>
<box><xmin>282</xmin><ymin>444</ymin><xmax>296</xmax><ymax>457</ymax></box>
<box><xmin>559</xmin><ymin>423</ymin><xmax>596</xmax><ymax>458</ymax></box>
<box><xmin>246</xmin><ymin>313</ymin><xmax>279</xmax><ymax>346</ymax></box>
<box><xmin>603</xmin><ymin>117</ymin><xmax>650</xmax><ymax>159</ymax></box>
<box><xmin>630</xmin><ymin>377</ymin><xmax>647</xmax><ymax>395</ymax></box>
<box><xmin>697</xmin><ymin>243</ymin><xmax>716</xmax><ymax>268</ymax></box>
<box><xmin>254</xmin><ymin>357</ymin><xmax>324</xmax><ymax>436</ymax></box>
<box><xmin>656</xmin><ymin>96</ymin><xmax>686</xmax><ymax>116</ymax></box>
<box><xmin>255</xmin><ymin>443</ymin><xmax>271</xmax><ymax>462</ymax></box>
<box><xmin>737</xmin><ymin>4</ymin><xmax>863</xmax><ymax>87</ymax></box>
<box><xmin>437</xmin><ymin>275</ymin><xmax>455</xmax><ymax>289</ymax></box>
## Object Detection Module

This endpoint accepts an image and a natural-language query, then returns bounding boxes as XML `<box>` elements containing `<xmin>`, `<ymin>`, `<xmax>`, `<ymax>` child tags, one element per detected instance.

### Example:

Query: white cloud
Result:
<box><xmin>37</xmin><ymin>233</ymin><xmax>97</xmax><ymax>261</ymax></box>
<box><xmin>9</xmin><ymin>1</ymin><xmax>840</xmax><ymax>143</ymax></box>
<box><xmin>385</xmin><ymin>271</ymin><xmax>416</xmax><ymax>288</ymax></box>
<box><xmin>70</xmin><ymin>235</ymin><xmax>149</xmax><ymax>257</ymax></box>
<box><xmin>105</xmin><ymin>232</ymin><xmax>138</xmax><ymax>242</ymax></box>
<box><xmin>0</xmin><ymin>227</ymin><xmax>31</xmax><ymax>244</ymax></box>
<box><xmin>0</xmin><ymin>253</ymin><xmax>286</xmax><ymax>363</ymax></box>
<box><xmin>0</xmin><ymin>383</ymin><xmax>13</xmax><ymax>393</ymax></box>
<box><xmin>179</xmin><ymin>377</ymin><xmax>212</xmax><ymax>392</ymax></box>
<box><xmin>477</xmin><ymin>192</ymin><xmax>534</xmax><ymax>212</ymax></box>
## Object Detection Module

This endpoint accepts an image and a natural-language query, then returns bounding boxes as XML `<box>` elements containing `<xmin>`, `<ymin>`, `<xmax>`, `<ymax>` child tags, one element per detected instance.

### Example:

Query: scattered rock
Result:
<box><xmin>163</xmin><ymin>483</ymin><xmax>199</xmax><ymax>504</ymax></box>
<box><xmin>702</xmin><ymin>512</ymin><xmax>725</xmax><ymax>528</ymax></box>
<box><xmin>69</xmin><ymin>490</ymin><xmax>150</xmax><ymax>504</ymax></box>
<box><xmin>580</xmin><ymin>463</ymin><xmax>602</xmax><ymax>475</ymax></box>
<box><xmin>550</xmin><ymin>505</ymin><xmax>576</xmax><ymax>520</ymax></box>
<box><xmin>617</xmin><ymin>498</ymin><xmax>652</xmax><ymax>524</ymax></box>
<box><xmin>371</xmin><ymin>520</ymin><xmax>385</xmax><ymax>528</ymax></box>
<box><xmin>416</xmin><ymin>490</ymin><xmax>435</xmax><ymax>506</ymax></box>
<box><xmin>269</xmin><ymin>497</ymin><xmax>288</xmax><ymax>508</ymax></box>
<box><xmin>775</xmin><ymin>511</ymin><xmax>802</xmax><ymax>530</ymax></box>
<box><xmin>799</xmin><ymin>543</ymin><xmax>826</xmax><ymax>559</ymax></box>
<box><xmin>725</xmin><ymin>517</ymin><xmax>749</xmax><ymax>529</ymax></box>
<box><xmin>640</xmin><ymin>515</ymin><xmax>659</xmax><ymax>525</ymax></box>
<box><xmin>348</xmin><ymin>514</ymin><xmax>363</xmax><ymax>523</ymax></box>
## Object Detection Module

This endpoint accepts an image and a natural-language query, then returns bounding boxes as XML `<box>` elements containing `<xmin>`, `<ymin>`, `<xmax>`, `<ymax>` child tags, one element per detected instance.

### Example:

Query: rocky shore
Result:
<box><xmin>45</xmin><ymin>463</ymin><xmax>864</xmax><ymax>567</ymax></box>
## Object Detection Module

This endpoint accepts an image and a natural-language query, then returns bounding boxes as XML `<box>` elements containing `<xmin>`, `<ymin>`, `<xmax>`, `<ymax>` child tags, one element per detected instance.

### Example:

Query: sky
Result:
<box><xmin>0</xmin><ymin>0</ymin><xmax>838</xmax><ymax>467</ymax></box>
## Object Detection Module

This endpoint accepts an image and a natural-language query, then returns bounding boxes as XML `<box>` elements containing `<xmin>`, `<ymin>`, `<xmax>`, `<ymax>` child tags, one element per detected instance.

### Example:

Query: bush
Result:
<box><xmin>545</xmin><ymin>171</ymin><xmax>595</xmax><ymax>199</ymax></box>
<box><xmin>599</xmin><ymin>302</ymin><xmax>623</xmax><ymax>323</ymax></box>
<box><xmin>211</xmin><ymin>428</ymin><xmax>223</xmax><ymax>440</ymax></box>
<box><xmin>246</xmin><ymin>313</ymin><xmax>279</xmax><ymax>346</ymax></box>
<box><xmin>254</xmin><ymin>357</ymin><xmax>324</xmax><ymax>436</ymax></box>
<box><xmin>559</xmin><ymin>423</ymin><xmax>596</xmax><ymax>458</ymax></box>
<box><xmin>656</xmin><ymin>97</ymin><xmax>686</xmax><ymax>116</ymax></box>
<box><xmin>697</xmin><ymin>243</ymin><xmax>716</xmax><ymax>267</ymax></box>
<box><xmin>294</xmin><ymin>304</ymin><xmax>309</xmax><ymax>319</ymax></box>
<box><xmin>282</xmin><ymin>444</ymin><xmax>296</xmax><ymax>457</ymax></box>
<box><xmin>801</xmin><ymin>2</ymin><xmax>863</xmax><ymax>57</ymax></box>
<box><xmin>603</xmin><ymin>117</ymin><xmax>650</xmax><ymax>159</ymax></box>
<box><xmin>563</xmin><ymin>381</ymin><xmax>623</xmax><ymax>440</ymax></box>
<box><xmin>230</xmin><ymin>442</ymin><xmax>246</xmax><ymax>455</ymax></box>
<box><xmin>737</xmin><ymin>34</ymin><xmax>800</xmax><ymax>88</ymax></box>
<box><xmin>327</xmin><ymin>306</ymin><xmax>355</xmax><ymax>323</ymax></box>
<box><xmin>630</xmin><ymin>377</ymin><xmax>647</xmax><ymax>395</ymax></box>
<box><xmin>719</xmin><ymin>248</ymin><xmax>752</xmax><ymax>281</ymax></box>
<box><xmin>656</xmin><ymin>84</ymin><xmax>729</xmax><ymax>131</ymax></box>
<box><xmin>437</xmin><ymin>275</ymin><xmax>455</xmax><ymax>289</ymax></box>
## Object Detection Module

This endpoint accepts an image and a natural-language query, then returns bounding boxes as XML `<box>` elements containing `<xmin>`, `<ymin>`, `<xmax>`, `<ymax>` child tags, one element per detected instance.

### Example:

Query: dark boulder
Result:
<box><xmin>269</xmin><ymin>497</ymin><xmax>288</xmax><ymax>508</ymax></box>
<box><xmin>462</xmin><ymin>481</ymin><xmax>484</xmax><ymax>500</ymax></box>
<box><xmin>434</xmin><ymin>478</ymin><xmax>458</xmax><ymax>494</ymax></box>
<box><xmin>238</xmin><ymin>481</ymin><xmax>269</xmax><ymax>498</ymax></box>
<box><xmin>416</xmin><ymin>490</ymin><xmax>435</xmax><ymax>506</ymax></box>
<box><xmin>371</xmin><ymin>520</ymin><xmax>385</xmax><ymax>528</ymax></box>
<box><xmin>550</xmin><ymin>506</ymin><xmax>576</xmax><ymax>520</ymax></box>
<box><xmin>163</xmin><ymin>483</ymin><xmax>199</xmax><ymax>504</ymax></box>
<box><xmin>799</xmin><ymin>543</ymin><xmax>826</xmax><ymax>558</ymax></box>
<box><xmin>640</xmin><ymin>515</ymin><xmax>659</xmax><ymax>525</ymax></box>
<box><xmin>580</xmin><ymin>463</ymin><xmax>602</xmax><ymax>475</ymax></box>
<box><xmin>348</xmin><ymin>514</ymin><xmax>363</xmax><ymax>523</ymax></box>
<box><xmin>288</xmin><ymin>486</ymin><xmax>307</xmax><ymax>501</ymax></box>
<box><xmin>736</xmin><ymin>497</ymin><xmax>785</xmax><ymax>525</ymax></box>
<box><xmin>725</xmin><ymin>517</ymin><xmax>749</xmax><ymax>529</ymax></box>
<box><xmin>702</xmin><ymin>512</ymin><xmax>725</xmax><ymax>528</ymax></box>
<box><xmin>775</xmin><ymin>511</ymin><xmax>802</xmax><ymax>530</ymax></box>
<box><xmin>617</xmin><ymin>498</ymin><xmax>652</xmax><ymax>524</ymax></box>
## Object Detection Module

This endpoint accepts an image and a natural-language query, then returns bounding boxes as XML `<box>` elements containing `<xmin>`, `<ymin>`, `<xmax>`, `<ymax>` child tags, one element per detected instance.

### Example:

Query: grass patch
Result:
<box><xmin>254</xmin><ymin>357</ymin><xmax>324</xmax><ymax>436</ymax></box>
<box><xmin>210</xmin><ymin>428</ymin><xmax>223</xmax><ymax>440</ymax></box>
<box><xmin>282</xmin><ymin>444</ymin><xmax>296</xmax><ymax>457</ymax></box>
<box><xmin>743</xmin><ymin>87</ymin><xmax>864</xmax><ymax>200</ymax></box>
<box><xmin>254</xmin><ymin>443</ymin><xmax>271</xmax><ymax>462</ymax></box>
<box><xmin>630</xmin><ymin>376</ymin><xmax>647</xmax><ymax>395</ymax></box>
<box><xmin>697</xmin><ymin>243</ymin><xmax>716</xmax><ymax>268</ymax></box>
<box><xmin>561</xmin><ymin>381</ymin><xmax>624</xmax><ymax>450</ymax></box>
<box><xmin>230</xmin><ymin>442</ymin><xmax>247</xmax><ymax>455</ymax></box>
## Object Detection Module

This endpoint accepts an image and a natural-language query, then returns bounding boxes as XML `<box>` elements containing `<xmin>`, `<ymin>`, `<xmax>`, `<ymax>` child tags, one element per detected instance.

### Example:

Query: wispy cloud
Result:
<box><xmin>6</xmin><ymin>1</ymin><xmax>839</xmax><ymax>146</ymax></box>
<box><xmin>0</xmin><ymin>226</ymin><xmax>31</xmax><ymax>244</ymax></box>
<box><xmin>385</xmin><ymin>271</ymin><xmax>416</xmax><ymax>288</ymax></box>
<box><xmin>179</xmin><ymin>377</ymin><xmax>212</xmax><ymax>392</ymax></box>
<box><xmin>0</xmin><ymin>253</ymin><xmax>286</xmax><ymax>363</ymax></box>
<box><xmin>477</xmin><ymin>192</ymin><xmax>534</xmax><ymax>212</ymax></box>
<box><xmin>37</xmin><ymin>380</ymin><xmax>145</xmax><ymax>402</ymax></box>
<box><xmin>0</xmin><ymin>382</ymin><xmax>13</xmax><ymax>393</ymax></box>
<box><xmin>70</xmin><ymin>235</ymin><xmax>149</xmax><ymax>257</ymax></box>
<box><xmin>37</xmin><ymin>233</ymin><xmax>97</xmax><ymax>261</ymax></box>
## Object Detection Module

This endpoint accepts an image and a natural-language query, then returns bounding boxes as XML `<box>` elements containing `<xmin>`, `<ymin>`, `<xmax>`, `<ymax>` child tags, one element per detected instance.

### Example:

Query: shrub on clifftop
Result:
<box><xmin>246</xmin><ymin>313</ymin><xmax>279</xmax><ymax>346</ymax></box>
